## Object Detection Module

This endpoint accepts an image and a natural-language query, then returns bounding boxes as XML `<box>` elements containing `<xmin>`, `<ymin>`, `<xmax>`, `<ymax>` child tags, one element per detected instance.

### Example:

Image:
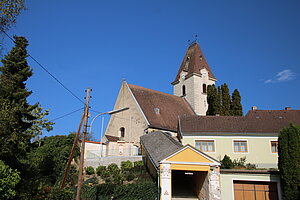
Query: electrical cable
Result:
<box><xmin>50</xmin><ymin>107</ymin><xmax>84</xmax><ymax>122</ymax></box>
<box><xmin>1</xmin><ymin>30</ymin><xmax>85</xmax><ymax>105</ymax></box>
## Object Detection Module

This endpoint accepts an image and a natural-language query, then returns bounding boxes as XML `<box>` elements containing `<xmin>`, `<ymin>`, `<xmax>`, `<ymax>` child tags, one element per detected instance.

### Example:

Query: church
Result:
<box><xmin>103</xmin><ymin>41</ymin><xmax>215</xmax><ymax>146</ymax></box>
<box><xmin>101</xmin><ymin>41</ymin><xmax>299</xmax><ymax>200</ymax></box>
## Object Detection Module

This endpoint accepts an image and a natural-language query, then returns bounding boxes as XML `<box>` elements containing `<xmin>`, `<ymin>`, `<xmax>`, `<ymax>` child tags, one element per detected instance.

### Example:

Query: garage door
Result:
<box><xmin>234</xmin><ymin>181</ymin><xmax>278</xmax><ymax>200</ymax></box>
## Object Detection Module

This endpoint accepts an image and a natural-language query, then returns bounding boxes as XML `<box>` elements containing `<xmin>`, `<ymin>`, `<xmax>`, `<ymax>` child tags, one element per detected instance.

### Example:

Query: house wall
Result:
<box><xmin>182</xmin><ymin>135</ymin><xmax>278</xmax><ymax>168</ymax></box>
<box><xmin>220</xmin><ymin>172</ymin><xmax>281</xmax><ymax>200</ymax></box>
<box><xmin>104</xmin><ymin>81</ymin><xmax>148</xmax><ymax>145</ymax></box>
<box><xmin>173</xmin><ymin>69</ymin><xmax>215</xmax><ymax>115</ymax></box>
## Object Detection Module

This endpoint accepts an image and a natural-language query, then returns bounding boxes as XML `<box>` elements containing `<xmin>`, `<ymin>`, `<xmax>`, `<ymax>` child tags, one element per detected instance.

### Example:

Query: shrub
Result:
<box><xmin>108</xmin><ymin>163</ymin><xmax>119</xmax><ymax>173</ymax></box>
<box><xmin>220</xmin><ymin>155</ymin><xmax>234</xmax><ymax>169</ymax></box>
<box><xmin>96</xmin><ymin>166</ymin><xmax>106</xmax><ymax>176</ymax></box>
<box><xmin>84</xmin><ymin>177</ymin><xmax>98</xmax><ymax>185</ymax></box>
<box><xmin>0</xmin><ymin>160</ymin><xmax>21</xmax><ymax>200</ymax></box>
<box><xmin>233</xmin><ymin>157</ymin><xmax>246</xmax><ymax>167</ymax></box>
<box><xmin>121</xmin><ymin>160</ymin><xmax>133</xmax><ymax>171</ymax></box>
<box><xmin>85</xmin><ymin>166</ymin><xmax>95</xmax><ymax>175</ymax></box>
<box><xmin>49</xmin><ymin>186</ymin><xmax>75</xmax><ymax>200</ymax></box>
<box><xmin>133</xmin><ymin>160</ymin><xmax>144</xmax><ymax>167</ymax></box>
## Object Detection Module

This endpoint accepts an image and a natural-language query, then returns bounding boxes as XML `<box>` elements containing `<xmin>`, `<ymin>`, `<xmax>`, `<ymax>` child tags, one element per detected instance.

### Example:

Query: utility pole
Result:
<box><xmin>60</xmin><ymin>113</ymin><xmax>84</xmax><ymax>189</ymax></box>
<box><xmin>76</xmin><ymin>87</ymin><xmax>91</xmax><ymax>200</ymax></box>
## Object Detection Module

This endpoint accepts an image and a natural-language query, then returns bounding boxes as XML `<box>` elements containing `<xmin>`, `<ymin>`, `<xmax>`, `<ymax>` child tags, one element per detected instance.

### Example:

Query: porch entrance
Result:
<box><xmin>172</xmin><ymin>170</ymin><xmax>208</xmax><ymax>200</ymax></box>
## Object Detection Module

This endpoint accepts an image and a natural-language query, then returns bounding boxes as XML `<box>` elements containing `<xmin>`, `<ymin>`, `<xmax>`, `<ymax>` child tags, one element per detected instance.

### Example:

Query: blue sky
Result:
<box><xmin>2</xmin><ymin>0</ymin><xmax>300</xmax><ymax>141</ymax></box>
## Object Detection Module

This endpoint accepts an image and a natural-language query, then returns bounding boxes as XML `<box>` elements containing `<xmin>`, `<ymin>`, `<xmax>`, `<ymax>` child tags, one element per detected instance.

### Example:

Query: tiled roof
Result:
<box><xmin>140</xmin><ymin>131</ymin><xmax>183</xmax><ymax>168</ymax></box>
<box><xmin>179</xmin><ymin>110</ymin><xmax>300</xmax><ymax>135</ymax></box>
<box><xmin>129</xmin><ymin>84</ymin><xmax>195</xmax><ymax>131</ymax></box>
<box><xmin>173</xmin><ymin>42</ymin><xmax>216</xmax><ymax>84</ymax></box>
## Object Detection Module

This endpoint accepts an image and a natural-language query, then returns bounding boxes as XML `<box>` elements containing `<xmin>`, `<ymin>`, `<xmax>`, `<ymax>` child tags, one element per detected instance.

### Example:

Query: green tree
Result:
<box><xmin>230</xmin><ymin>89</ymin><xmax>243</xmax><ymax>116</ymax></box>
<box><xmin>0</xmin><ymin>36</ymin><xmax>53</xmax><ymax>168</ymax></box>
<box><xmin>220</xmin><ymin>155</ymin><xmax>234</xmax><ymax>169</ymax></box>
<box><xmin>278</xmin><ymin>124</ymin><xmax>300</xmax><ymax>200</ymax></box>
<box><xmin>0</xmin><ymin>160</ymin><xmax>21</xmax><ymax>200</ymax></box>
<box><xmin>0</xmin><ymin>0</ymin><xmax>25</xmax><ymax>31</ymax></box>
<box><xmin>221</xmin><ymin>83</ymin><xmax>230</xmax><ymax>116</ymax></box>
<box><xmin>206</xmin><ymin>84</ymin><xmax>218</xmax><ymax>115</ymax></box>
<box><xmin>216</xmin><ymin>86</ymin><xmax>222</xmax><ymax>115</ymax></box>
<box><xmin>0</xmin><ymin>36</ymin><xmax>37</xmax><ymax>168</ymax></box>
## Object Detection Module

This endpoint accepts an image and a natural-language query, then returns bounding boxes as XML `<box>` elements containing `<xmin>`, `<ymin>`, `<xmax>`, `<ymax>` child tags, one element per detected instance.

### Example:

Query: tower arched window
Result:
<box><xmin>203</xmin><ymin>84</ymin><xmax>207</xmax><ymax>94</ymax></box>
<box><xmin>120</xmin><ymin>127</ymin><xmax>125</xmax><ymax>138</ymax></box>
<box><xmin>182</xmin><ymin>85</ymin><xmax>186</xmax><ymax>96</ymax></box>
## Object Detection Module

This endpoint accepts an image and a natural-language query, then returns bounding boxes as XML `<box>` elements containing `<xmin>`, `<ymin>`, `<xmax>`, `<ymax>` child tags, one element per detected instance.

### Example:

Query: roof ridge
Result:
<box><xmin>160</xmin><ymin>131</ymin><xmax>183</xmax><ymax>147</ymax></box>
<box><xmin>128</xmin><ymin>84</ymin><xmax>184</xmax><ymax>100</ymax></box>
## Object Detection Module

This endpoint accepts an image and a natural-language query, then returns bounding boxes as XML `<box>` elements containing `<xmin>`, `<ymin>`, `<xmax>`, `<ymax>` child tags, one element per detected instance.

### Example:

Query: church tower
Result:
<box><xmin>172</xmin><ymin>41</ymin><xmax>217</xmax><ymax>115</ymax></box>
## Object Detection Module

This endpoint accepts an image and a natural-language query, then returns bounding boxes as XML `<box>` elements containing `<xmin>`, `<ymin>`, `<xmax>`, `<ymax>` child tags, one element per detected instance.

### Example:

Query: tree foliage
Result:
<box><xmin>0</xmin><ymin>36</ymin><xmax>53</xmax><ymax>170</ymax></box>
<box><xmin>0</xmin><ymin>0</ymin><xmax>25</xmax><ymax>31</ymax></box>
<box><xmin>0</xmin><ymin>36</ymin><xmax>37</xmax><ymax>167</ymax></box>
<box><xmin>0</xmin><ymin>160</ymin><xmax>21</xmax><ymax>200</ymax></box>
<box><xmin>221</xmin><ymin>83</ymin><xmax>230</xmax><ymax>116</ymax></box>
<box><xmin>206</xmin><ymin>84</ymin><xmax>217</xmax><ymax>115</ymax></box>
<box><xmin>230</xmin><ymin>89</ymin><xmax>243</xmax><ymax>116</ymax></box>
<box><xmin>206</xmin><ymin>83</ymin><xmax>243</xmax><ymax>116</ymax></box>
<box><xmin>278</xmin><ymin>124</ymin><xmax>300</xmax><ymax>200</ymax></box>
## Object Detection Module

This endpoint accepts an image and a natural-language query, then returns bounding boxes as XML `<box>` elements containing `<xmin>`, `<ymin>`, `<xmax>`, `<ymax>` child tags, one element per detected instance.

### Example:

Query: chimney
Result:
<box><xmin>252</xmin><ymin>106</ymin><xmax>257</xmax><ymax>110</ymax></box>
<box><xmin>285</xmin><ymin>107</ymin><xmax>292</xmax><ymax>110</ymax></box>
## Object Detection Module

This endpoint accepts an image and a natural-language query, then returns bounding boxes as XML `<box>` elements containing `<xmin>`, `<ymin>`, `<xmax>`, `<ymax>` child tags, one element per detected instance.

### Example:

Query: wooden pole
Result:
<box><xmin>76</xmin><ymin>88</ymin><xmax>91</xmax><ymax>200</ymax></box>
<box><xmin>60</xmin><ymin>112</ymin><xmax>84</xmax><ymax>189</ymax></box>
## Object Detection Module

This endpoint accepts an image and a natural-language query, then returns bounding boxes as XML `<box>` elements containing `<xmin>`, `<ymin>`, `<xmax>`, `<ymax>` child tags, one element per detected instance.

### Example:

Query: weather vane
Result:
<box><xmin>188</xmin><ymin>34</ymin><xmax>198</xmax><ymax>46</ymax></box>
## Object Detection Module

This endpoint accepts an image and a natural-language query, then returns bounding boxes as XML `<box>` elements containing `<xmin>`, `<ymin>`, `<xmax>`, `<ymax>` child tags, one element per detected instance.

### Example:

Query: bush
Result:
<box><xmin>233</xmin><ymin>157</ymin><xmax>246</xmax><ymax>167</ymax></box>
<box><xmin>96</xmin><ymin>166</ymin><xmax>106</xmax><ymax>176</ymax></box>
<box><xmin>0</xmin><ymin>160</ymin><xmax>21</xmax><ymax>200</ymax></box>
<box><xmin>85</xmin><ymin>166</ymin><xmax>95</xmax><ymax>175</ymax></box>
<box><xmin>108</xmin><ymin>163</ymin><xmax>119</xmax><ymax>172</ymax></box>
<box><xmin>220</xmin><ymin>155</ymin><xmax>234</xmax><ymax>169</ymax></box>
<box><xmin>134</xmin><ymin>160</ymin><xmax>144</xmax><ymax>167</ymax></box>
<box><xmin>121</xmin><ymin>160</ymin><xmax>133</xmax><ymax>171</ymax></box>
<box><xmin>84</xmin><ymin>177</ymin><xmax>98</xmax><ymax>185</ymax></box>
<box><xmin>49</xmin><ymin>186</ymin><xmax>75</xmax><ymax>200</ymax></box>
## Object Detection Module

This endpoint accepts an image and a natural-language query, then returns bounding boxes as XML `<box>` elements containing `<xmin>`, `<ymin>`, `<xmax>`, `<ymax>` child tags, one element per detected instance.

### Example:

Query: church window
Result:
<box><xmin>203</xmin><ymin>84</ymin><xmax>207</xmax><ymax>93</ymax></box>
<box><xmin>120</xmin><ymin>127</ymin><xmax>125</xmax><ymax>138</ymax></box>
<box><xmin>182</xmin><ymin>85</ymin><xmax>186</xmax><ymax>96</ymax></box>
<box><xmin>199</xmin><ymin>55</ymin><xmax>203</xmax><ymax>61</ymax></box>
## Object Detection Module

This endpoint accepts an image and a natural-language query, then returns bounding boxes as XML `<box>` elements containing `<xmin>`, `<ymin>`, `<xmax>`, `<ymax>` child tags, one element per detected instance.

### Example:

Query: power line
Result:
<box><xmin>1</xmin><ymin>31</ymin><xmax>85</xmax><ymax>105</ymax></box>
<box><xmin>50</xmin><ymin>107</ymin><xmax>84</xmax><ymax>122</ymax></box>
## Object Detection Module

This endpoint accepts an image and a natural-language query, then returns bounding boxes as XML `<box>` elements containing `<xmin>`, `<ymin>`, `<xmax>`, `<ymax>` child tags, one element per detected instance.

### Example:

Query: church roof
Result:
<box><xmin>179</xmin><ymin>109</ymin><xmax>300</xmax><ymax>136</ymax></box>
<box><xmin>128</xmin><ymin>84</ymin><xmax>195</xmax><ymax>131</ymax></box>
<box><xmin>172</xmin><ymin>42</ymin><xmax>216</xmax><ymax>84</ymax></box>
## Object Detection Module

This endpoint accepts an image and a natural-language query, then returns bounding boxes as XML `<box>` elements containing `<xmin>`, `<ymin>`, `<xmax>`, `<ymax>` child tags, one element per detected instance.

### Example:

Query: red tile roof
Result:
<box><xmin>179</xmin><ymin>110</ymin><xmax>300</xmax><ymax>134</ymax></box>
<box><xmin>128</xmin><ymin>84</ymin><xmax>195</xmax><ymax>131</ymax></box>
<box><xmin>172</xmin><ymin>42</ymin><xmax>216</xmax><ymax>84</ymax></box>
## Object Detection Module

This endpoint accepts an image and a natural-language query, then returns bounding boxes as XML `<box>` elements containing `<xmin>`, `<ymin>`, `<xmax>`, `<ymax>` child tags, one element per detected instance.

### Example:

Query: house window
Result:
<box><xmin>203</xmin><ymin>84</ymin><xmax>207</xmax><ymax>93</ymax></box>
<box><xmin>195</xmin><ymin>140</ymin><xmax>215</xmax><ymax>152</ymax></box>
<box><xmin>271</xmin><ymin>141</ymin><xmax>278</xmax><ymax>153</ymax></box>
<box><xmin>120</xmin><ymin>127</ymin><xmax>125</xmax><ymax>138</ymax></box>
<box><xmin>182</xmin><ymin>85</ymin><xmax>186</xmax><ymax>96</ymax></box>
<box><xmin>234</xmin><ymin>141</ymin><xmax>248</xmax><ymax>152</ymax></box>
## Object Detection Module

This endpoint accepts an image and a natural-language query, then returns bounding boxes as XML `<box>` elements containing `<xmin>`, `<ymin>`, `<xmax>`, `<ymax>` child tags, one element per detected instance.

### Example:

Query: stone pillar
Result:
<box><xmin>209</xmin><ymin>167</ymin><xmax>221</xmax><ymax>200</ymax></box>
<box><xmin>160</xmin><ymin>163</ymin><xmax>172</xmax><ymax>200</ymax></box>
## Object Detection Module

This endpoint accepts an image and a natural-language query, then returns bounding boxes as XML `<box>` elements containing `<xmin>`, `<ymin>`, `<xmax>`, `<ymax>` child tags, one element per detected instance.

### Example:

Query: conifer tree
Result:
<box><xmin>230</xmin><ymin>89</ymin><xmax>243</xmax><ymax>116</ymax></box>
<box><xmin>278</xmin><ymin>124</ymin><xmax>300</xmax><ymax>200</ymax></box>
<box><xmin>0</xmin><ymin>36</ymin><xmax>52</xmax><ymax>168</ymax></box>
<box><xmin>216</xmin><ymin>86</ymin><xmax>222</xmax><ymax>115</ymax></box>
<box><xmin>206</xmin><ymin>84</ymin><xmax>218</xmax><ymax>115</ymax></box>
<box><xmin>221</xmin><ymin>83</ymin><xmax>230</xmax><ymax>116</ymax></box>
